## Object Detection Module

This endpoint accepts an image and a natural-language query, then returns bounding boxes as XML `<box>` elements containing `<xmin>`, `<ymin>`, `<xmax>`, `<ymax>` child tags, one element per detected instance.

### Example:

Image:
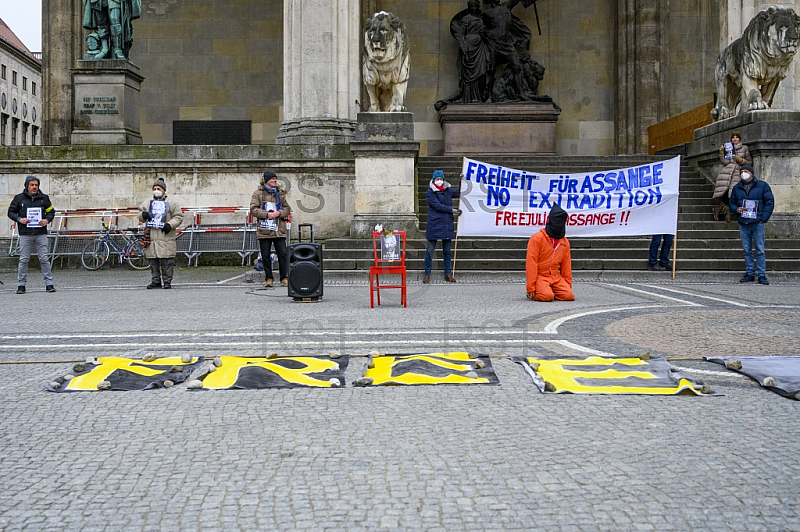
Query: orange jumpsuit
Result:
<box><xmin>526</xmin><ymin>228</ymin><xmax>574</xmax><ymax>302</ymax></box>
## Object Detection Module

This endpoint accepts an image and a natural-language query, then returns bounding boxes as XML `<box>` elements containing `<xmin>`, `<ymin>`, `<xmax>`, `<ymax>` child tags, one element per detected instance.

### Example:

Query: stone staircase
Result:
<box><xmin>324</xmin><ymin>155</ymin><xmax>800</xmax><ymax>272</ymax></box>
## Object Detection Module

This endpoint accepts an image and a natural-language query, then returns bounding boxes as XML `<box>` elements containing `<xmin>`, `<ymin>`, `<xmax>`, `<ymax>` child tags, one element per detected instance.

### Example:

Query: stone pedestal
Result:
<box><xmin>349</xmin><ymin>112</ymin><xmax>419</xmax><ymax>237</ymax></box>
<box><xmin>685</xmin><ymin>110</ymin><xmax>800</xmax><ymax>238</ymax></box>
<box><xmin>71</xmin><ymin>61</ymin><xmax>144</xmax><ymax>145</ymax></box>
<box><xmin>438</xmin><ymin>101</ymin><xmax>561</xmax><ymax>156</ymax></box>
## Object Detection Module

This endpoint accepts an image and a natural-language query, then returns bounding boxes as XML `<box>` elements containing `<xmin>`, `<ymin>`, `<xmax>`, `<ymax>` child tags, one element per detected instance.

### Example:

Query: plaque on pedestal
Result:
<box><xmin>71</xmin><ymin>61</ymin><xmax>144</xmax><ymax>145</ymax></box>
<box><xmin>438</xmin><ymin>102</ymin><xmax>561</xmax><ymax>156</ymax></box>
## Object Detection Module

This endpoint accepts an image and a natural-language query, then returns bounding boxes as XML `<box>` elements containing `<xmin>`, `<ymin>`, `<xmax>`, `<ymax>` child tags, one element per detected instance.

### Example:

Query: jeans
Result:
<box><xmin>259</xmin><ymin>238</ymin><xmax>288</xmax><ymax>281</ymax></box>
<box><xmin>648</xmin><ymin>234</ymin><xmax>674</xmax><ymax>266</ymax></box>
<box><xmin>424</xmin><ymin>239</ymin><xmax>452</xmax><ymax>275</ymax></box>
<box><xmin>17</xmin><ymin>234</ymin><xmax>53</xmax><ymax>286</ymax></box>
<box><xmin>739</xmin><ymin>222</ymin><xmax>766</xmax><ymax>277</ymax></box>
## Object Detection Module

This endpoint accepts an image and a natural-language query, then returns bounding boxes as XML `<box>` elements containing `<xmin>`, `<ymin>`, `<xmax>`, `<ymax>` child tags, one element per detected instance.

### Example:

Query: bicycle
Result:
<box><xmin>81</xmin><ymin>221</ymin><xmax>150</xmax><ymax>271</ymax></box>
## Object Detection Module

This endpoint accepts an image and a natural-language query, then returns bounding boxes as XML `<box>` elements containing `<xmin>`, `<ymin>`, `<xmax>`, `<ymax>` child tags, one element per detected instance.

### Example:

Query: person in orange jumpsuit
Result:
<box><xmin>526</xmin><ymin>203</ymin><xmax>575</xmax><ymax>302</ymax></box>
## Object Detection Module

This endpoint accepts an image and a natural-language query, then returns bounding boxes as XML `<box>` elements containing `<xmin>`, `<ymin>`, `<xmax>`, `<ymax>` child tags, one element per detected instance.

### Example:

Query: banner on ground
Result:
<box><xmin>458</xmin><ymin>156</ymin><xmax>680</xmax><ymax>238</ymax></box>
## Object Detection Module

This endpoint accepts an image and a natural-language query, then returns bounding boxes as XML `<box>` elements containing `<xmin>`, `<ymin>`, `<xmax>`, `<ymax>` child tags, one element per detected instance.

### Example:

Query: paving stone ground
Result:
<box><xmin>1</xmin><ymin>266</ymin><xmax>799</xmax><ymax>530</ymax></box>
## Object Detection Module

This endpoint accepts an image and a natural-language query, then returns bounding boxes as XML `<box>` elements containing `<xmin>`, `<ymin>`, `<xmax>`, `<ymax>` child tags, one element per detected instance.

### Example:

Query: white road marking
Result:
<box><xmin>0</xmin><ymin>339</ymin><xmax>561</xmax><ymax>351</ymax></box>
<box><xmin>638</xmin><ymin>284</ymin><xmax>750</xmax><ymax>307</ymax></box>
<box><xmin>603</xmin><ymin>283</ymin><xmax>703</xmax><ymax>306</ymax></box>
<box><xmin>555</xmin><ymin>340</ymin><xmax>616</xmax><ymax>357</ymax></box>
<box><xmin>543</xmin><ymin>305</ymin><xmax>664</xmax><ymax>333</ymax></box>
<box><xmin>671</xmin><ymin>365</ymin><xmax>748</xmax><ymax>379</ymax></box>
<box><xmin>216</xmin><ymin>273</ymin><xmax>247</xmax><ymax>284</ymax></box>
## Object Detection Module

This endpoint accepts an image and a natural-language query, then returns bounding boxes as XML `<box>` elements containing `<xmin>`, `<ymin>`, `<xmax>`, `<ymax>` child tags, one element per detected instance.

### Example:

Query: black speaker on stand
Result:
<box><xmin>288</xmin><ymin>224</ymin><xmax>323</xmax><ymax>301</ymax></box>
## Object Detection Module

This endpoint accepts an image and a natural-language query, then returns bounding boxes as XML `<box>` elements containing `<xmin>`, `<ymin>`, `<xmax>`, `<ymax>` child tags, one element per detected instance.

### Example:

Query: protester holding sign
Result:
<box><xmin>7</xmin><ymin>175</ymin><xmax>56</xmax><ymax>294</ymax></box>
<box><xmin>424</xmin><ymin>170</ymin><xmax>461</xmax><ymax>284</ymax></box>
<box><xmin>729</xmin><ymin>165</ymin><xmax>774</xmax><ymax>285</ymax></box>
<box><xmin>713</xmin><ymin>131</ymin><xmax>751</xmax><ymax>222</ymax></box>
<box><xmin>139</xmin><ymin>178</ymin><xmax>184</xmax><ymax>289</ymax></box>
<box><xmin>526</xmin><ymin>204</ymin><xmax>574</xmax><ymax>302</ymax></box>
<box><xmin>250</xmin><ymin>170</ymin><xmax>291</xmax><ymax>288</ymax></box>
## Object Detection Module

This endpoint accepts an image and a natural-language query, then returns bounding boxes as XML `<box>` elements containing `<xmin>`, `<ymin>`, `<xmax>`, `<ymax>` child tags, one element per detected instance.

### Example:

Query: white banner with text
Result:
<box><xmin>457</xmin><ymin>156</ymin><xmax>680</xmax><ymax>238</ymax></box>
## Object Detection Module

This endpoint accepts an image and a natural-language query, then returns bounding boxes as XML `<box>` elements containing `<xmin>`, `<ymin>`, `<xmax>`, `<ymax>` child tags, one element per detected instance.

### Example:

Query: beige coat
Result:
<box><xmin>713</xmin><ymin>142</ymin><xmax>752</xmax><ymax>199</ymax></box>
<box><xmin>250</xmin><ymin>186</ymin><xmax>291</xmax><ymax>239</ymax></box>
<box><xmin>138</xmin><ymin>196</ymin><xmax>184</xmax><ymax>259</ymax></box>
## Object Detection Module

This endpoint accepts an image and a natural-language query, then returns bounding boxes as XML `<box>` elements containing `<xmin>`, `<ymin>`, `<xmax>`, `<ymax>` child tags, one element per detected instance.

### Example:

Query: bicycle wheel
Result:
<box><xmin>126</xmin><ymin>242</ymin><xmax>150</xmax><ymax>270</ymax></box>
<box><xmin>81</xmin><ymin>239</ymin><xmax>110</xmax><ymax>270</ymax></box>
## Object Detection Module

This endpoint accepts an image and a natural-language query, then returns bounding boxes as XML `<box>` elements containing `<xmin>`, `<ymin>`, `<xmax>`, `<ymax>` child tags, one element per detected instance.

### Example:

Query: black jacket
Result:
<box><xmin>7</xmin><ymin>177</ymin><xmax>55</xmax><ymax>236</ymax></box>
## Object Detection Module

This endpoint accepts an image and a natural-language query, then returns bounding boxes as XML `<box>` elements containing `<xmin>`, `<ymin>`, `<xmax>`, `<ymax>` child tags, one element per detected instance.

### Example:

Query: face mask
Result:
<box><xmin>434</xmin><ymin>179</ymin><xmax>444</xmax><ymax>187</ymax></box>
<box><xmin>153</xmin><ymin>189</ymin><xmax>164</xmax><ymax>199</ymax></box>
<box><xmin>741</xmin><ymin>172</ymin><xmax>752</xmax><ymax>182</ymax></box>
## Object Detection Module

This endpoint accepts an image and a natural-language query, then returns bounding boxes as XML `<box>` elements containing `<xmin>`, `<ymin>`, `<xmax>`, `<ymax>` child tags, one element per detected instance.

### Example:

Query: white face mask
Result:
<box><xmin>153</xmin><ymin>189</ymin><xmax>164</xmax><ymax>199</ymax></box>
<box><xmin>434</xmin><ymin>179</ymin><xmax>444</xmax><ymax>187</ymax></box>
<box><xmin>741</xmin><ymin>172</ymin><xmax>752</xmax><ymax>182</ymax></box>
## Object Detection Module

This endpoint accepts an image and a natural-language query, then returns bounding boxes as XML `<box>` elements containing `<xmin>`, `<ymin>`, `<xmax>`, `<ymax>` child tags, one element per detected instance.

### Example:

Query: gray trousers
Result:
<box><xmin>149</xmin><ymin>257</ymin><xmax>175</xmax><ymax>285</ymax></box>
<box><xmin>18</xmin><ymin>234</ymin><xmax>53</xmax><ymax>286</ymax></box>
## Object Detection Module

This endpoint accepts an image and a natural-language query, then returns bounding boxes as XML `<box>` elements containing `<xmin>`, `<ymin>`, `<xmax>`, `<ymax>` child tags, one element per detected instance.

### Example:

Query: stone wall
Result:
<box><xmin>0</xmin><ymin>145</ymin><xmax>355</xmax><ymax>240</ymax></box>
<box><xmin>135</xmin><ymin>0</ymin><xmax>284</xmax><ymax>144</ymax></box>
<box><xmin>46</xmin><ymin>0</ymin><xmax>726</xmax><ymax>155</ymax></box>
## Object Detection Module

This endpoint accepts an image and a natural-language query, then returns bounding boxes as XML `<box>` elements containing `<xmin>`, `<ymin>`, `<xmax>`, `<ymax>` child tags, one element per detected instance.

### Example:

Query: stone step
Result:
<box><xmin>323</xmin><ymin>257</ymin><xmax>800</xmax><ymax>271</ymax></box>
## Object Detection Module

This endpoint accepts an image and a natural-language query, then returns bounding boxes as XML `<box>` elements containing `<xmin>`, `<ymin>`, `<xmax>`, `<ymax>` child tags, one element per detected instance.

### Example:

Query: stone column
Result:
<box><xmin>277</xmin><ymin>0</ymin><xmax>361</xmax><ymax>145</ymax></box>
<box><xmin>43</xmin><ymin>0</ymin><xmax>82</xmax><ymax>145</ymax></box>
<box><xmin>615</xmin><ymin>0</ymin><xmax>669</xmax><ymax>154</ymax></box>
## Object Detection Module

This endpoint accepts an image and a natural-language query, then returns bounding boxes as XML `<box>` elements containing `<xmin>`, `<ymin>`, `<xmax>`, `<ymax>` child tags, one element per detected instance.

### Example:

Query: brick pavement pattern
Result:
<box><xmin>1</xmin><ymin>267</ymin><xmax>798</xmax><ymax>530</ymax></box>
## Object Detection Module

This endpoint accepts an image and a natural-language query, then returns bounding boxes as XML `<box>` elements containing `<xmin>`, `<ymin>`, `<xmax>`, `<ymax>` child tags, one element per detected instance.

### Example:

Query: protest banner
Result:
<box><xmin>457</xmin><ymin>156</ymin><xmax>680</xmax><ymax>238</ymax></box>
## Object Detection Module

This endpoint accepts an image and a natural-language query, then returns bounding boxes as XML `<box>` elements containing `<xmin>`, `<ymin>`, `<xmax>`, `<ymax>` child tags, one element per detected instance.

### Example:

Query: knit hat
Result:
<box><xmin>740</xmin><ymin>165</ymin><xmax>755</xmax><ymax>179</ymax></box>
<box><xmin>545</xmin><ymin>204</ymin><xmax>568</xmax><ymax>239</ymax></box>
<box><xmin>152</xmin><ymin>178</ymin><xmax>167</xmax><ymax>191</ymax></box>
<box><xmin>262</xmin><ymin>170</ymin><xmax>277</xmax><ymax>184</ymax></box>
<box><xmin>432</xmin><ymin>170</ymin><xmax>444</xmax><ymax>180</ymax></box>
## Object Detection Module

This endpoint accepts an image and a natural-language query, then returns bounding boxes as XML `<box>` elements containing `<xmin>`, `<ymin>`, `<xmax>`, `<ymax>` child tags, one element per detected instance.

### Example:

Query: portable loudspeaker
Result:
<box><xmin>287</xmin><ymin>242</ymin><xmax>323</xmax><ymax>299</ymax></box>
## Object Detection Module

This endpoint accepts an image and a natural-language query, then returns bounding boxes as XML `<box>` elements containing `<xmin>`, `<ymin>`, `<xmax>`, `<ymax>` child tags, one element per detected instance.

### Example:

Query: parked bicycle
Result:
<box><xmin>80</xmin><ymin>221</ymin><xmax>150</xmax><ymax>270</ymax></box>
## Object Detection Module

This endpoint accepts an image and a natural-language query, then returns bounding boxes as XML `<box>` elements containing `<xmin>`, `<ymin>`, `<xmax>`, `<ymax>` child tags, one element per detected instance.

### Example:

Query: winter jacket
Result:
<box><xmin>526</xmin><ymin>228</ymin><xmax>572</xmax><ymax>294</ymax></box>
<box><xmin>425</xmin><ymin>181</ymin><xmax>460</xmax><ymax>240</ymax></box>
<box><xmin>713</xmin><ymin>142</ymin><xmax>752</xmax><ymax>199</ymax></box>
<box><xmin>138</xmin><ymin>196</ymin><xmax>184</xmax><ymax>259</ymax></box>
<box><xmin>729</xmin><ymin>177</ymin><xmax>774</xmax><ymax>225</ymax></box>
<box><xmin>250</xmin><ymin>186</ymin><xmax>291</xmax><ymax>239</ymax></box>
<box><xmin>7</xmin><ymin>177</ymin><xmax>55</xmax><ymax>236</ymax></box>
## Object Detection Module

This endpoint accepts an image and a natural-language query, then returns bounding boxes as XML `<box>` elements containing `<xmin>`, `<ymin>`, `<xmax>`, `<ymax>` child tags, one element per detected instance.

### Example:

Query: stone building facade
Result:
<box><xmin>42</xmin><ymin>1</ymin><xmax>798</xmax><ymax>155</ymax></box>
<box><xmin>0</xmin><ymin>19</ymin><xmax>42</xmax><ymax>147</ymax></box>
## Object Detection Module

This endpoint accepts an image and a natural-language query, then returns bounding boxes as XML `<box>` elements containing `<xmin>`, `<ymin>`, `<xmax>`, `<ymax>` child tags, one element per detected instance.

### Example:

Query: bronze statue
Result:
<box><xmin>82</xmin><ymin>0</ymin><xmax>142</xmax><ymax>61</ymax></box>
<box><xmin>436</xmin><ymin>0</ymin><xmax>545</xmax><ymax>110</ymax></box>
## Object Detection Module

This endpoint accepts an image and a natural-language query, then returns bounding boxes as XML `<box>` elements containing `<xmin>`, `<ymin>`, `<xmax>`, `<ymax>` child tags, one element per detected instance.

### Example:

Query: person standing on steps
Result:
<box><xmin>423</xmin><ymin>170</ymin><xmax>461</xmax><ymax>284</ymax></box>
<box><xmin>713</xmin><ymin>131</ymin><xmax>751</xmax><ymax>222</ymax></box>
<box><xmin>647</xmin><ymin>234</ymin><xmax>673</xmax><ymax>271</ymax></box>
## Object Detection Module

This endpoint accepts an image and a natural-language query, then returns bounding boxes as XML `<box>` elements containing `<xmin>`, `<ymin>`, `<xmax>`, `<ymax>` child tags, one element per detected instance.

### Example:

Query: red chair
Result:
<box><xmin>370</xmin><ymin>230</ymin><xmax>407</xmax><ymax>308</ymax></box>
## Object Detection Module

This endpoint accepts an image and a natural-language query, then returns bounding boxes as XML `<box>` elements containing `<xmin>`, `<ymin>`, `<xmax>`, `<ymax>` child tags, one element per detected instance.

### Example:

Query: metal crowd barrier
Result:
<box><xmin>8</xmin><ymin>206</ymin><xmax>271</xmax><ymax>268</ymax></box>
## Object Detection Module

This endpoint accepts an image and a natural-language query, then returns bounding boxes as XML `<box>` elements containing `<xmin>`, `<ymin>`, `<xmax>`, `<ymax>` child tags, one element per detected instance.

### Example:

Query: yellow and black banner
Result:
<box><xmin>513</xmin><ymin>356</ymin><xmax>706</xmax><ymax>395</ymax></box>
<box><xmin>199</xmin><ymin>355</ymin><xmax>348</xmax><ymax>389</ymax></box>
<box><xmin>358</xmin><ymin>352</ymin><xmax>499</xmax><ymax>386</ymax></box>
<box><xmin>44</xmin><ymin>356</ymin><xmax>205</xmax><ymax>392</ymax></box>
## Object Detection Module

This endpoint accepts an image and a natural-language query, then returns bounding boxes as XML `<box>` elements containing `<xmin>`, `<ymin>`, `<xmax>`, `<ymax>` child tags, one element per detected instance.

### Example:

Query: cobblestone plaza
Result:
<box><xmin>1</xmin><ymin>268</ymin><xmax>798</xmax><ymax>530</ymax></box>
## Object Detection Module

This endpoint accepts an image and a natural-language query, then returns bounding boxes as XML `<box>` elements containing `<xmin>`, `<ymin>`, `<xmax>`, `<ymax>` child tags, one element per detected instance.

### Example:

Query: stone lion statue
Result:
<box><xmin>711</xmin><ymin>6</ymin><xmax>800</xmax><ymax>121</ymax></box>
<box><xmin>362</xmin><ymin>12</ymin><xmax>410</xmax><ymax>112</ymax></box>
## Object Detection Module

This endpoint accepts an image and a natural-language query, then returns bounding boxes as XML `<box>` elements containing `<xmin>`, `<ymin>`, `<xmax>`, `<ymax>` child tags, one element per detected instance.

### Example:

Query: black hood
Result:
<box><xmin>23</xmin><ymin>176</ymin><xmax>42</xmax><ymax>197</ymax></box>
<box><xmin>545</xmin><ymin>204</ymin><xmax>567</xmax><ymax>239</ymax></box>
